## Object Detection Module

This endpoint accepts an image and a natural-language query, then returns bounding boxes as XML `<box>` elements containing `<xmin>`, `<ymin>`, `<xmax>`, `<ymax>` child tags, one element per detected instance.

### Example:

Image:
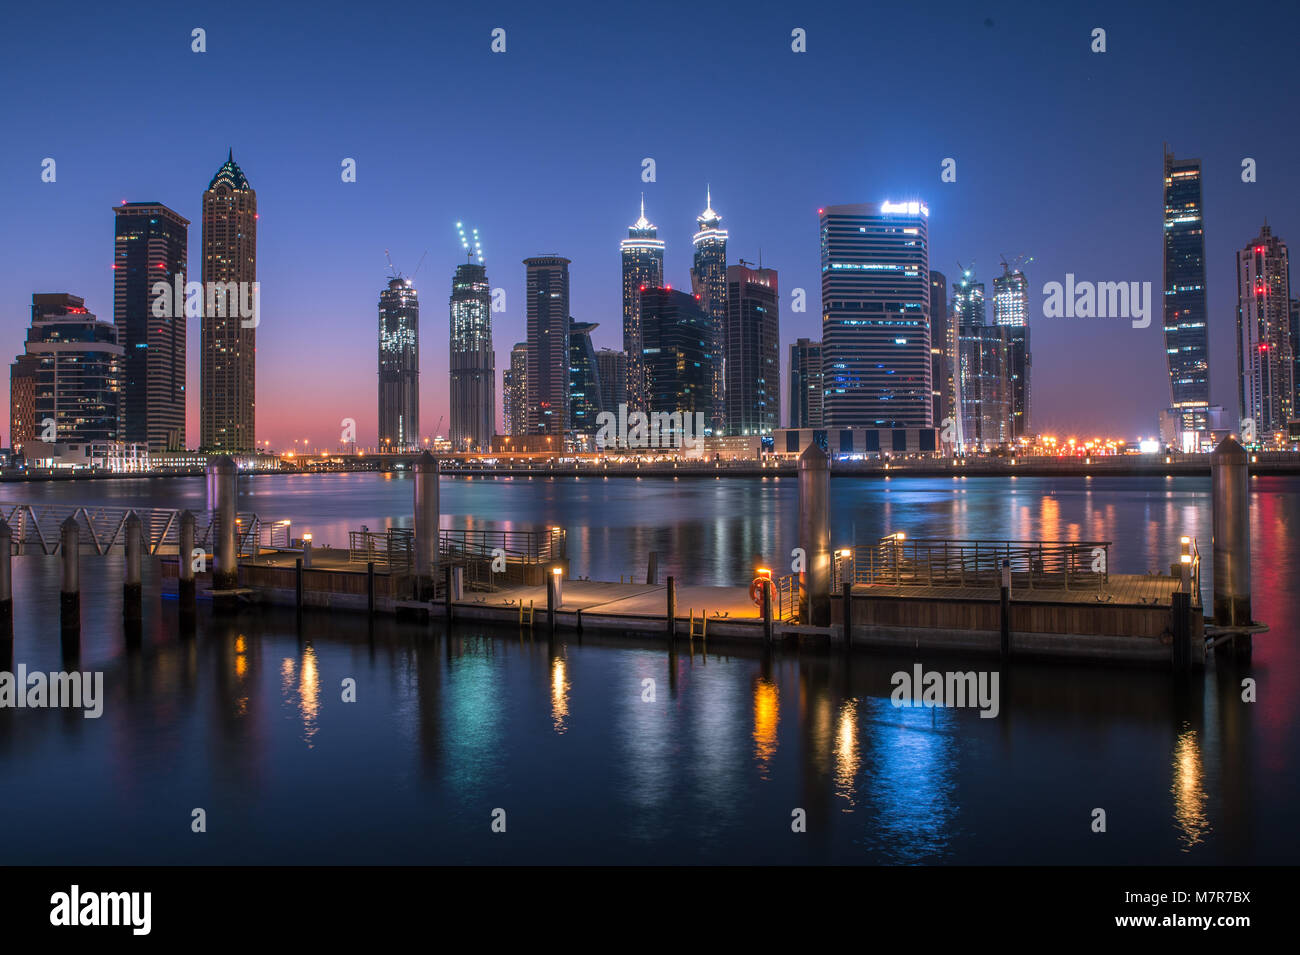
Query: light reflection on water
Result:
<box><xmin>0</xmin><ymin>472</ymin><xmax>1294</xmax><ymax>864</ymax></box>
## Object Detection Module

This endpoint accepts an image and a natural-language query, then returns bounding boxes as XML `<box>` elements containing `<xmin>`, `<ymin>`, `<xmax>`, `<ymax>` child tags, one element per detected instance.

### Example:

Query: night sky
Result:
<box><xmin>2</xmin><ymin>0</ymin><xmax>1297</xmax><ymax>449</ymax></box>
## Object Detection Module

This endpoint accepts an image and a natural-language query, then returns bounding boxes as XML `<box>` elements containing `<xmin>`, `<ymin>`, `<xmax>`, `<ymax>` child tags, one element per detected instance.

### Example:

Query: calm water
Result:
<box><xmin>0</xmin><ymin>472</ymin><xmax>1296</xmax><ymax>864</ymax></box>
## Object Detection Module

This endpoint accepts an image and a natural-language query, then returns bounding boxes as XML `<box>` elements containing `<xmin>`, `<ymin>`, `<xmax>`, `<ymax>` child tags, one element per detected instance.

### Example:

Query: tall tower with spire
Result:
<box><xmin>620</xmin><ymin>196</ymin><xmax>664</xmax><ymax>409</ymax></box>
<box><xmin>691</xmin><ymin>187</ymin><xmax>728</xmax><ymax>433</ymax></box>
<box><xmin>200</xmin><ymin>149</ymin><xmax>257</xmax><ymax>452</ymax></box>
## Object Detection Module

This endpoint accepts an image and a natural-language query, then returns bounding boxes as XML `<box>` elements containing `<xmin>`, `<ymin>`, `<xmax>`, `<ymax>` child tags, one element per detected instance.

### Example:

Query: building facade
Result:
<box><xmin>525</xmin><ymin>256</ymin><xmax>571</xmax><ymax>435</ymax></box>
<box><xmin>200</xmin><ymin>150</ymin><xmax>257</xmax><ymax>452</ymax></box>
<box><xmin>724</xmin><ymin>264</ymin><xmax>779</xmax><ymax>435</ymax></box>
<box><xmin>640</xmin><ymin>287</ymin><xmax>713</xmax><ymax>423</ymax></box>
<box><xmin>568</xmin><ymin>319</ymin><xmax>603</xmax><ymax>433</ymax></box>
<box><xmin>1162</xmin><ymin>148</ymin><xmax>1212</xmax><ymax>434</ymax></box>
<box><xmin>821</xmin><ymin>202</ymin><xmax>932</xmax><ymax>429</ymax></box>
<box><xmin>378</xmin><ymin>277</ymin><xmax>420</xmax><ymax>448</ymax></box>
<box><xmin>113</xmin><ymin>202</ymin><xmax>189</xmax><ymax>450</ymax></box>
<box><xmin>595</xmin><ymin>348</ymin><xmax>628</xmax><ymax>414</ymax></box>
<box><xmin>13</xmin><ymin>294</ymin><xmax>123</xmax><ymax>450</ymax></box>
<box><xmin>957</xmin><ymin>322</ymin><xmax>1012</xmax><ymax>450</ymax></box>
<box><xmin>929</xmin><ymin>269</ymin><xmax>949</xmax><ymax>428</ymax></box>
<box><xmin>993</xmin><ymin>264</ymin><xmax>1032</xmax><ymax>439</ymax></box>
<box><xmin>449</xmin><ymin>255</ymin><xmax>495</xmax><ymax>451</ymax></box>
<box><xmin>504</xmin><ymin>342</ymin><xmax>528</xmax><ymax>437</ymax></box>
<box><xmin>788</xmin><ymin>338</ymin><xmax>823</xmax><ymax>428</ymax></box>
<box><xmin>1236</xmin><ymin>225</ymin><xmax>1294</xmax><ymax>439</ymax></box>
<box><xmin>620</xmin><ymin>199</ymin><xmax>663</xmax><ymax>410</ymax></box>
<box><xmin>691</xmin><ymin>190</ymin><xmax>728</xmax><ymax>433</ymax></box>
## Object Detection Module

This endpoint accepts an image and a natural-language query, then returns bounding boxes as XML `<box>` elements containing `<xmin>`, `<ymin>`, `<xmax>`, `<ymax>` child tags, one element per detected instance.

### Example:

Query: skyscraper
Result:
<box><xmin>640</xmin><ymin>287</ymin><xmax>712</xmax><ymax>421</ymax></box>
<box><xmin>378</xmin><ymin>277</ymin><xmax>420</xmax><ymax>448</ymax></box>
<box><xmin>691</xmin><ymin>189</ymin><xmax>728</xmax><ymax>433</ymax></box>
<box><xmin>113</xmin><ymin>202</ymin><xmax>189</xmax><ymax>450</ymax></box>
<box><xmin>724</xmin><ymin>264</ymin><xmax>779</xmax><ymax>435</ymax></box>
<box><xmin>1236</xmin><ymin>225</ymin><xmax>1294</xmax><ymax>439</ymax></box>
<box><xmin>957</xmin><ymin>323</ymin><xmax>1012</xmax><ymax>451</ymax></box>
<box><xmin>788</xmin><ymin>338</ymin><xmax>823</xmax><ymax>428</ymax></box>
<box><xmin>524</xmin><ymin>256</ymin><xmax>571</xmax><ymax>435</ymax></box>
<box><xmin>504</xmin><ymin>342</ymin><xmax>528</xmax><ymax>437</ymax></box>
<box><xmin>449</xmin><ymin>228</ymin><xmax>495</xmax><ymax>451</ymax></box>
<box><xmin>568</xmin><ymin>320</ymin><xmax>603</xmax><ymax>433</ymax></box>
<box><xmin>993</xmin><ymin>263</ymin><xmax>1032</xmax><ymax>439</ymax></box>
<box><xmin>12</xmin><ymin>294</ymin><xmax>122</xmax><ymax>448</ymax></box>
<box><xmin>595</xmin><ymin>348</ymin><xmax>628</xmax><ymax>414</ymax></box>
<box><xmin>620</xmin><ymin>198</ymin><xmax>663</xmax><ymax>409</ymax></box>
<box><xmin>200</xmin><ymin>150</ymin><xmax>257</xmax><ymax>452</ymax></box>
<box><xmin>821</xmin><ymin>202</ymin><xmax>932</xmax><ymax>428</ymax></box>
<box><xmin>1162</xmin><ymin>147</ymin><xmax>1212</xmax><ymax>433</ymax></box>
<box><xmin>929</xmin><ymin>270</ymin><xmax>949</xmax><ymax>427</ymax></box>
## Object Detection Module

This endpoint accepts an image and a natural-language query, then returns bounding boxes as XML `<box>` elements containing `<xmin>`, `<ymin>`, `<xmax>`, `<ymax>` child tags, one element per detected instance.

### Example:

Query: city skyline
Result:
<box><xmin>3</xmin><ymin>1</ymin><xmax>1298</xmax><ymax>448</ymax></box>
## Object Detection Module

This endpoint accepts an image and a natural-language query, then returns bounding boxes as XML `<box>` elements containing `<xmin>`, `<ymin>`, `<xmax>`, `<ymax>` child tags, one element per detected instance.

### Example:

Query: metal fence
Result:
<box><xmin>774</xmin><ymin>573</ymin><xmax>799</xmax><ymax>622</ymax></box>
<box><xmin>346</xmin><ymin>526</ymin><xmax>566</xmax><ymax>590</ymax></box>
<box><xmin>0</xmin><ymin>503</ymin><xmax>289</xmax><ymax>556</ymax></box>
<box><xmin>833</xmin><ymin>536</ymin><xmax>1113</xmax><ymax>590</ymax></box>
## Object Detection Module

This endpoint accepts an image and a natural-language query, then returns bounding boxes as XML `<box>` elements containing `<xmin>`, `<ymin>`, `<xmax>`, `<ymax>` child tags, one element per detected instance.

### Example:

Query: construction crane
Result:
<box><xmin>999</xmin><ymin>253</ymin><xmax>1035</xmax><ymax>275</ymax></box>
<box><xmin>456</xmin><ymin>222</ymin><xmax>484</xmax><ymax>264</ymax></box>
<box><xmin>384</xmin><ymin>249</ymin><xmax>428</xmax><ymax>283</ymax></box>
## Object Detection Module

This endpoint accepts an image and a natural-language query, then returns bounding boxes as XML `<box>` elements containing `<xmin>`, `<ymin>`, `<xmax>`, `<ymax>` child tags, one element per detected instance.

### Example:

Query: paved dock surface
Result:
<box><xmin>463</xmin><ymin>580</ymin><xmax>762</xmax><ymax>621</ymax></box>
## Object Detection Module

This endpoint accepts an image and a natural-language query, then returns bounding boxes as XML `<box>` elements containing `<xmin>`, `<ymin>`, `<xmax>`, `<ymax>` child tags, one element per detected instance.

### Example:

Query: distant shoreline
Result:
<box><xmin>4</xmin><ymin>454</ymin><xmax>1300</xmax><ymax>482</ymax></box>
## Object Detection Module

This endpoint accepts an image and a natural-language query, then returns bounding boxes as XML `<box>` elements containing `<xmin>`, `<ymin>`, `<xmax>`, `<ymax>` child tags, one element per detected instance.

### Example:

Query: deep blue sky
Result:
<box><xmin>2</xmin><ymin>0</ymin><xmax>1297</xmax><ymax>448</ymax></box>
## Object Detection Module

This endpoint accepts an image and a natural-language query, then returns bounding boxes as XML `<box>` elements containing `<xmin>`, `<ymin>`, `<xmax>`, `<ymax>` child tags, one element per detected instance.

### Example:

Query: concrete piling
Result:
<box><xmin>60</xmin><ymin>517</ymin><xmax>80</xmax><ymax>649</ymax></box>
<box><xmin>210</xmin><ymin>455</ymin><xmax>238</xmax><ymax>596</ymax></box>
<box><xmin>0</xmin><ymin>519</ymin><xmax>11</xmax><ymax>661</ymax></box>
<box><xmin>666</xmin><ymin>575</ymin><xmax>676</xmax><ymax>641</ymax></box>
<box><xmin>798</xmin><ymin>444</ymin><xmax>831</xmax><ymax>627</ymax></box>
<box><xmin>1211</xmin><ymin>437</ymin><xmax>1252</xmax><ymax>641</ymax></box>
<box><xmin>178</xmin><ymin>510</ymin><xmax>196</xmax><ymax>623</ymax></box>
<box><xmin>646</xmin><ymin>551</ymin><xmax>659</xmax><ymax>586</ymax></box>
<box><xmin>413</xmin><ymin>451</ymin><xmax>440</xmax><ymax>601</ymax></box>
<box><xmin>123</xmin><ymin>513</ymin><xmax>143</xmax><ymax>630</ymax></box>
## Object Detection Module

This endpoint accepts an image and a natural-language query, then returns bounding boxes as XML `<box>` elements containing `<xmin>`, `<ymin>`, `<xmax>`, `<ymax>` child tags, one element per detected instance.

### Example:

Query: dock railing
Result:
<box><xmin>836</xmin><ymin>536</ymin><xmax>1112</xmax><ymax>591</ymax></box>
<box><xmin>0</xmin><ymin>502</ymin><xmax>288</xmax><ymax>556</ymax></box>
<box><xmin>774</xmin><ymin>573</ymin><xmax>799</xmax><ymax>622</ymax></box>
<box><xmin>347</xmin><ymin>526</ymin><xmax>567</xmax><ymax>589</ymax></box>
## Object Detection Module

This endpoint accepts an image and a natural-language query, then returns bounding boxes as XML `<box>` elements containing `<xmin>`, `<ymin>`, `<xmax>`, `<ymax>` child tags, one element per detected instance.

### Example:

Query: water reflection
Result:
<box><xmin>833</xmin><ymin>698</ymin><xmax>861</xmax><ymax>810</ymax></box>
<box><xmin>550</xmin><ymin>655</ymin><xmax>570</xmax><ymax>734</ymax></box>
<box><xmin>752</xmin><ymin>677</ymin><xmax>779</xmax><ymax>778</ymax></box>
<box><xmin>1172</xmin><ymin>723</ymin><xmax>1210</xmax><ymax>850</ymax></box>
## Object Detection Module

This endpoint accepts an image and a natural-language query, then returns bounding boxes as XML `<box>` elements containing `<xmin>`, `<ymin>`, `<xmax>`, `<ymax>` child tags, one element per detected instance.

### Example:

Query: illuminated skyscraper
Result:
<box><xmin>378</xmin><ymin>277</ymin><xmax>419</xmax><ymax>448</ymax></box>
<box><xmin>1162</xmin><ymin>147</ymin><xmax>1212</xmax><ymax>433</ymax></box>
<box><xmin>640</xmin><ymin>287</ymin><xmax>712</xmax><ymax>421</ymax></box>
<box><xmin>993</xmin><ymin>263</ymin><xmax>1032</xmax><ymax>439</ymax></box>
<box><xmin>113</xmin><ymin>202</ymin><xmax>189</xmax><ymax>450</ymax></box>
<box><xmin>788</xmin><ymin>338</ymin><xmax>823</xmax><ymax>428</ymax></box>
<box><xmin>524</xmin><ymin>256</ymin><xmax>571</xmax><ymax>435</ymax></box>
<box><xmin>200</xmin><ymin>150</ymin><xmax>257</xmax><ymax>452</ymax></box>
<box><xmin>821</xmin><ymin>202</ymin><xmax>932</xmax><ymax>428</ymax></box>
<box><xmin>691</xmin><ymin>189</ymin><xmax>728</xmax><ymax>432</ymax></box>
<box><xmin>12</xmin><ymin>293</ymin><xmax>122</xmax><ymax>448</ymax></box>
<box><xmin>503</xmin><ymin>342</ymin><xmax>528</xmax><ymax>437</ymax></box>
<box><xmin>929</xmin><ymin>270</ymin><xmax>949</xmax><ymax>427</ymax></box>
<box><xmin>725</xmin><ymin>264</ymin><xmax>779</xmax><ymax>435</ymax></box>
<box><xmin>620</xmin><ymin>198</ymin><xmax>663</xmax><ymax>409</ymax></box>
<box><xmin>449</xmin><ymin>226</ymin><xmax>495</xmax><ymax>451</ymax></box>
<box><xmin>1236</xmin><ymin>225</ymin><xmax>1294</xmax><ymax>439</ymax></box>
<box><xmin>595</xmin><ymin>348</ymin><xmax>627</xmax><ymax>413</ymax></box>
<box><xmin>568</xmin><ymin>319</ymin><xmax>603</xmax><ymax>433</ymax></box>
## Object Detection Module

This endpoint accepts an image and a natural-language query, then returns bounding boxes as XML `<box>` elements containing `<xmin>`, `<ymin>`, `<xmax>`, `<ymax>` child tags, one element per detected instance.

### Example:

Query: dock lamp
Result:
<box><xmin>1179</xmin><ymin>553</ymin><xmax>1193</xmax><ymax>593</ymax></box>
<box><xmin>302</xmin><ymin>532</ymin><xmax>313</xmax><ymax>568</ymax></box>
<box><xmin>550</xmin><ymin>566</ymin><xmax>564</xmax><ymax>609</ymax></box>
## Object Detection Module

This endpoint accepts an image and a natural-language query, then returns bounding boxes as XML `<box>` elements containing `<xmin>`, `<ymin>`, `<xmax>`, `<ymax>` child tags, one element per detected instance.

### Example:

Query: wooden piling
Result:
<box><xmin>666</xmin><ymin>575</ymin><xmax>676</xmax><ymax>641</ymax></box>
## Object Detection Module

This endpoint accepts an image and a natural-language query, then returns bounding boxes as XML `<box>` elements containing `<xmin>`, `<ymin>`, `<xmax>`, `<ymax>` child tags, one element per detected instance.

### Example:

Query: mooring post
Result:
<box><xmin>210</xmin><ymin>455</ymin><xmax>238</xmax><ymax>598</ymax></box>
<box><xmin>367</xmin><ymin>561</ymin><xmax>375</xmax><ymax>615</ymax></box>
<box><xmin>1171</xmin><ymin>590</ymin><xmax>1192</xmax><ymax>671</ymax></box>
<box><xmin>414</xmin><ymin>451</ymin><xmax>440</xmax><ymax>601</ymax></box>
<box><xmin>295</xmin><ymin>557</ymin><xmax>304</xmax><ymax>611</ymax></box>
<box><xmin>798</xmin><ymin>444</ymin><xmax>831</xmax><ymax>627</ymax></box>
<box><xmin>1211</xmin><ymin>437</ymin><xmax>1252</xmax><ymax>657</ymax></box>
<box><xmin>0</xmin><ymin>519</ymin><xmax>12</xmax><ymax>660</ymax></box>
<box><xmin>60</xmin><ymin>516</ymin><xmax>80</xmax><ymax>649</ymax></box>
<box><xmin>547</xmin><ymin>571</ymin><xmax>557</xmax><ymax>634</ymax></box>
<box><xmin>445</xmin><ymin>565</ymin><xmax>453</xmax><ymax>621</ymax></box>
<box><xmin>646</xmin><ymin>551</ymin><xmax>659</xmax><ymax>586</ymax></box>
<box><xmin>123</xmin><ymin>512</ymin><xmax>143</xmax><ymax>628</ymax></box>
<box><xmin>841</xmin><ymin>580</ymin><xmax>852</xmax><ymax>649</ymax></box>
<box><xmin>178</xmin><ymin>509</ymin><xmax>196</xmax><ymax>623</ymax></box>
<box><xmin>762</xmin><ymin>579</ymin><xmax>773</xmax><ymax>644</ymax></box>
<box><xmin>666</xmin><ymin>575</ymin><xmax>676</xmax><ymax>641</ymax></box>
<box><xmin>1000</xmin><ymin>558</ymin><xmax>1012</xmax><ymax>657</ymax></box>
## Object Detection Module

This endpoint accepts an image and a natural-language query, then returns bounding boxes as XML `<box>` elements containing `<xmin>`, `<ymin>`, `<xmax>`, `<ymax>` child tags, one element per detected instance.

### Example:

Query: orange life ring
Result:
<box><xmin>750</xmin><ymin>578</ymin><xmax>767</xmax><ymax>605</ymax></box>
